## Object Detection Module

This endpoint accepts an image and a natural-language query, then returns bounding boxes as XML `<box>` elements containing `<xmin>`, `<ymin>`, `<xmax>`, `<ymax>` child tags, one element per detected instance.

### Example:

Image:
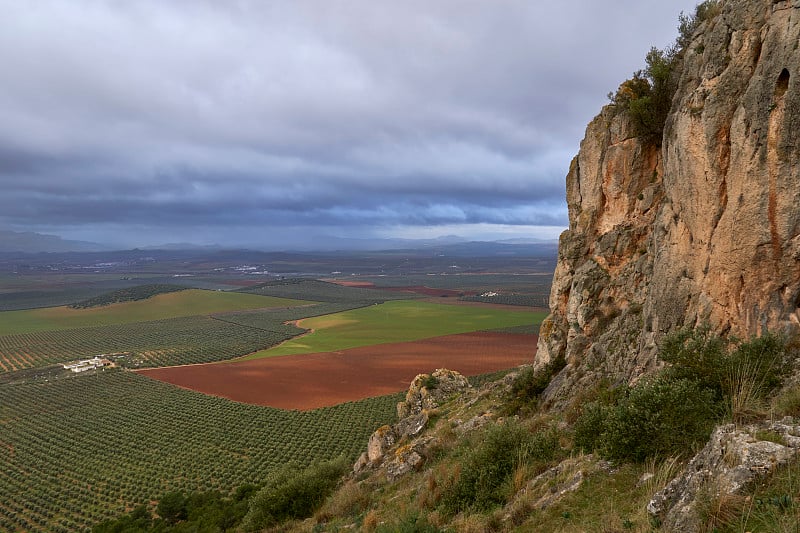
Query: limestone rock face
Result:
<box><xmin>537</xmin><ymin>0</ymin><xmax>800</xmax><ymax>402</ymax></box>
<box><xmin>648</xmin><ymin>419</ymin><xmax>800</xmax><ymax>532</ymax></box>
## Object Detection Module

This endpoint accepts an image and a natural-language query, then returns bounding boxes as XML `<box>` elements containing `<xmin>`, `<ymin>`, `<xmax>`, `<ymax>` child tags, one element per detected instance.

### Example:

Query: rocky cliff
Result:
<box><xmin>536</xmin><ymin>0</ymin><xmax>800</xmax><ymax>403</ymax></box>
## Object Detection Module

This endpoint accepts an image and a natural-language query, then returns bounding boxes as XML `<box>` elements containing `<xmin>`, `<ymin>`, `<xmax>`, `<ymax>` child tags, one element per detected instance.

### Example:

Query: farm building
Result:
<box><xmin>62</xmin><ymin>356</ymin><xmax>109</xmax><ymax>373</ymax></box>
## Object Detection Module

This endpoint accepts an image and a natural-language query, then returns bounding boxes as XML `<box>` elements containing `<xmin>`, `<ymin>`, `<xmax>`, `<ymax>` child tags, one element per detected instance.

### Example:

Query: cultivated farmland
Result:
<box><xmin>0</xmin><ymin>272</ymin><xmax>551</xmax><ymax>532</ymax></box>
<box><xmin>0</xmin><ymin>370</ymin><xmax>400</xmax><ymax>532</ymax></box>
<box><xmin>247</xmin><ymin>299</ymin><xmax>546</xmax><ymax>358</ymax></box>
<box><xmin>0</xmin><ymin>289</ymin><xmax>308</xmax><ymax>335</ymax></box>
<box><xmin>0</xmin><ymin>315</ymin><xmax>300</xmax><ymax>373</ymax></box>
<box><xmin>140</xmin><ymin>331</ymin><xmax>537</xmax><ymax>409</ymax></box>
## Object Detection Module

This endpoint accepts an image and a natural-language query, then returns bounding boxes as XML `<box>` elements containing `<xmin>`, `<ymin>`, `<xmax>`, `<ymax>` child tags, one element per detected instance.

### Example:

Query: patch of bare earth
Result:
<box><xmin>137</xmin><ymin>332</ymin><xmax>536</xmax><ymax>410</ymax></box>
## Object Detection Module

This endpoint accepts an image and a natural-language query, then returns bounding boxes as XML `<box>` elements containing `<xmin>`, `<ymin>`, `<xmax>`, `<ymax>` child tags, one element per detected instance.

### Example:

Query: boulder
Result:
<box><xmin>367</xmin><ymin>425</ymin><xmax>396</xmax><ymax>463</ymax></box>
<box><xmin>355</xmin><ymin>369</ymin><xmax>469</xmax><ymax>478</ymax></box>
<box><xmin>397</xmin><ymin>368</ymin><xmax>471</xmax><ymax>419</ymax></box>
<box><xmin>648</xmin><ymin>419</ymin><xmax>800</xmax><ymax>532</ymax></box>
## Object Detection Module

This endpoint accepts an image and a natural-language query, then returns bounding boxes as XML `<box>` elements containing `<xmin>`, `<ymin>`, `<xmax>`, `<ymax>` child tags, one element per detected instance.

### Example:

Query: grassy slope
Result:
<box><xmin>0</xmin><ymin>289</ymin><xmax>309</xmax><ymax>335</ymax></box>
<box><xmin>243</xmin><ymin>300</ymin><xmax>546</xmax><ymax>359</ymax></box>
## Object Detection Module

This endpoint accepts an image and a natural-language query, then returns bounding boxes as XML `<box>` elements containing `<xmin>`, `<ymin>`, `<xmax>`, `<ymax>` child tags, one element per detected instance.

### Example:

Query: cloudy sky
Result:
<box><xmin>0</xmin><ymin>1</ymin><xmax>698</xmax><ymax>249</ymax></box>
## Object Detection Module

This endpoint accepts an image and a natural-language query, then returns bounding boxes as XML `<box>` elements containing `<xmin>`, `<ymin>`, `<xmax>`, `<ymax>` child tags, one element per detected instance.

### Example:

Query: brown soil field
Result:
<box><xmin>137</xmin><ymin>332</ymin><xmax>537</xmax><ymax>410</ymax></box>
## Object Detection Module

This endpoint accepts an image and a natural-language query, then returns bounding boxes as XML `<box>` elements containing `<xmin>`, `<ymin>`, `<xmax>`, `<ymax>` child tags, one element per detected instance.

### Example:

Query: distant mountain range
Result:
<box><xmin>0</xmin><ymin>229</ymin><xmax>558</xmax><ymax>255</ymax></box>
<box><xmin>0</xmin><ymin>230</ymin><xmax>109</xmax><ymax>253</ymax></box>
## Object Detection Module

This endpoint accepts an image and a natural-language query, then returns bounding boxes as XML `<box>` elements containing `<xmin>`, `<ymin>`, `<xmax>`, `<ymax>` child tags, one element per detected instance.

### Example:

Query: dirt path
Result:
<box><xmin>138</xmin><ymin>332</ymin><xmax>537</xmax><ymax>410</ymax></box>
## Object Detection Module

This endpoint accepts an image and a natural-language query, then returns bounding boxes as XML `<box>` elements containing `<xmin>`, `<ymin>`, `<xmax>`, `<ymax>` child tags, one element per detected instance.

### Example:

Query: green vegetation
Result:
<box><xmin>240</xmin><ymin>278</ymin><xmax>415</xmax><ymax>303</ymax></box>
<box><xmin>609</xmin><ymin>46</ymin><xmax>677</xmax><ymax>141</ymax></box>
<box><xmin>0</xmin><ymin>315</ymin><xmax>300</xmax><ymax>372</ymax></box>
<box><xmin>214</xmin><ymin>301</ymin><xmax>368</xmax><ymax>330</ymax></box>
<box><xmin>241</xmin><ymin>457</ymin><xmax>349</xmax><ymax>531</ymax></box>
<box><xmin>69</xmin><ymin>284</ymin><xmax>189</xmax><ymax>309</ymax></box>
<box><xmin>0</xmin><ymin>274</ymin><xmax>170</xmax><ymax>312</ymax></box>
<box><xmin>94</xmin><ymin>487</ymin><xmax>255</xmax><ymax>532</ymax></box>
<box><xmin>461</xmin><ymin>292</ymin><xmax>548</xmax><ymax>307</ymax></box>
<box><xmin>710</xmin><ymin>455</ymin><xmax>800</xmax><ymax>532</ymax></box>
<box><xmin>246</xmin><ymin>300</ymin><xmax>546</xmax><ymax>359</ymax></box>
<box><xmin>503</xmin><ymin>354</ymin><xmax>566</xmax><ymax>415</ymax></box>
<box><xmin>660</xmin><ymin>327</ymin><xmax>786</xmax><ymax>422</ymax></box>
<box><xmin>574</xmin><ymin>377</ymin><xmax>718</xmax><ymax>462</ymax></box>
<box><xmin>440</xmin><ymin>422</ymin><xmax>562</xmax><ymax>516</ymax></box>
<box><xmin>0</xmin><ymin>370</ymin><xmax>400</xmax><ymax>532</ymax></box>
<box><xmin>608</xmin><ymin>0</ymin><xmax>722</xmax><ymax>141</ymax></box>
<box><xmin>0</xmin><ymin>289</ymin><xmax>309</xmax><ymax>335</ymax></box>
<box><xmin>573</xmin><ymin>328</ymin><xmax>788</xmax><ymax>462</ymax></box>
<box><xmin>677</xmin><ymin>0</ymin><xmax>722</xmax><ymax>48</ymax></box>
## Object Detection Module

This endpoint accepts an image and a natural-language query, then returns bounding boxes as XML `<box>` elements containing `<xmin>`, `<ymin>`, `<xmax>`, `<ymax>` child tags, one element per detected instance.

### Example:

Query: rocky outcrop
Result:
<box><xmin>354</xmin><ymin>369</ymin><xmax>471</xmax><ymax>480</ymax></box>
<box><xmin>537</xmin><ymin>0</ymin><xmax>800</xmax><ymax>403</ymax></box>
<box><xmin>648</xmin><ymin>419</ymin><xmax>800</xmax><ymax>531</ymax></box>
<box><xmin>397</xmin><ymin>368</ymin><xmax>471</xmax><ymax>419</ymax></box>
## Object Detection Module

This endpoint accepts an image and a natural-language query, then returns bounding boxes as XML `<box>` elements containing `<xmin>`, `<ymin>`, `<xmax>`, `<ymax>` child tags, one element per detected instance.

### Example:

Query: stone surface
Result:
<box><xmin>356</xmin><ymin>369</ymin><xmax>467</xmax><ymax>478</ymax></box>
<box><xmin>367</xmin><ymin>425</ymin><xmax>396</xmax><ymax>463</ymax></box>
<box><xmin>394</xmin><ymin>412</ymin><xmax>429</xmax><ymax>440</ymax></box>
<box><xmin>648</xmin><ymin>419</ymin><xmax>800</xmax><ymax>532</ymax></box>
<box><xmin>384</xmin><ymin>437</ymin><xmax>437</xmax><ymax>481</ymax></box>
<box><xmin>397</xmin><ymin>368</ymin><xmax>471</xmax><ymax>418</ymax></box>
<box><xmin>536</xmin><ymin>0</ymin><xmax>800</xmax><ymax>403</ymax></box>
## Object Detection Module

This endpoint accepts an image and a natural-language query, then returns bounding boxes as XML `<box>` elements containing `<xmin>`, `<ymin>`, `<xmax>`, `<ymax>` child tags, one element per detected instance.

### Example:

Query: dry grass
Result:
<box><xmin>314</xmin><ymin>480</ymin><xmax>371</xmax><ymax>523</ymax></box>
<box><xmin>699</xmin><ymin>492</ymin><xmax>750</xmax><ymax>532</ymax></box>
<box><xmin>361</xmin><ymin>510</ymin><xmax>379</xmax><ymax>532</ymax></box>
<box><xmin>725</xmin><ymin>357</ymin><xmax>770</xmax><ymax>424</ymax></box>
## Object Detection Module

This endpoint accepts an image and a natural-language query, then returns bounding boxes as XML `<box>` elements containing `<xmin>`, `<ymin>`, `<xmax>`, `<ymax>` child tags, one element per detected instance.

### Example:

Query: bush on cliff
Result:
<box><xmin>608</xmin><ymin>0</ymin><xmax>722</xmax><ymax>142</ymax></box>
<box><xmin>609</xmin><ymin>46</ymin><xmax>677</xmax><ymax>141</ymax></box>
<box><xmin>440</xmin><ymin>421</ymin><xmax>562</xmax><ymax>515</ymax></box>
<box><xmin>573</xmin><ymin>328</ymin><xmax>788</xmax><ymax>461</ymax></box>
<box><xmin>661</xmin><ymin>327</ymin><xmax>786</xmax><ymax>421</ymax></box>
<box><xmin>503</xmin><ymin>354</ymin><xmax>566</xmax><ymax>415</ymax></box>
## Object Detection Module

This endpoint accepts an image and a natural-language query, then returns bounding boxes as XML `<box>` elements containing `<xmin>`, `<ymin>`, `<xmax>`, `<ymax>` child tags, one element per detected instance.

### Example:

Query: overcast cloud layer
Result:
<box><xmin>0</xmin><ymin>1</ymin><xmax>698</xmax><ymax>249</ymax></box>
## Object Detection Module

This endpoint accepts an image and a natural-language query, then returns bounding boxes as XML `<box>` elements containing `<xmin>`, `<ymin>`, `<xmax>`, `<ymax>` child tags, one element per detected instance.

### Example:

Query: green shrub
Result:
<box><xmin>598</xmin><ymin>377</ymin><xmax>718</xmax><ymax>462</ymax></box>
<box><xmin>609</xmin><ymin>0</ymin><xmax>726</xmax><ymax>142</ymax></box>
<box><xmin>609</xmin><ymin>46</ymin><xmax>677</xmax><ymax>141</ymax></box>
<box><xmin>572</xmin><ymin>401</ymin><xmax>611</xmax><ymax>454</ymax></box>
<box><xmin>503</xmin><ymin>355</ymin><xmax>566</xmax><ymax>415</ymax></box>
<box><xmin>773</xmin><ymin>385</ymin><xmax>800</xmax><ymax>417</ymax></box>
<box><xmin>659</xmin><ymin>325</ymin><xmax>729</xmax><ymax>396</ymax></box>
<box><xmin>575</xmin><ymin>328</ymin><xmax>788</xmax><ymax>462</ymax></box>
<box><xmin>422</xmin><ymin>375</ymin><xmax>440</xmax><ymax>390</ymax></box>
<box><xmin>156</xmin><ymin>491</ymin><xmax>187</xmax><ymax>524</ymax></box>
<box><xmin>440</xmin><ymin>422</ymin><xmax>561</xmax><ymax>515</ymax></box>
<box><xmin>92</xmin><ymin>505</ymin><xmax>152</xmax><ymax>533</ymax></box>
<box><xmin>661</xmin><ymin>327</ymin><xmax>786</xmax><ymax>420</ymax></box>
<box><xmin>678</xmin><ymin>0</ymin><xmax>722</xmax><ymax>48</ymax></box>
<box><xmin>241</xmin><ymin>457</ymin><xmax>348</xmax><ymax>531</ymax></box>
<box><xmin>94</xmin><ymin>484</ymin><xmax>256</xmax><ymax>532</ymax></box>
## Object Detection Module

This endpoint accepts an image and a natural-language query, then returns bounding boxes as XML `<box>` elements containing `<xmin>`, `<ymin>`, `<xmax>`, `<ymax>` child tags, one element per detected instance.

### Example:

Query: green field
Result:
<box><xmin>0</xmin><ymin>289</ymin><xmax>309</xmax><ymax>335</ymax></box>
<box><xmin>0</xmin><ymin>370</ymin><xmax>399</xmax><ymax>532</ymax></box>
<box><xmin>244</xmin><ymin>300</ymin><xmax>546</xmax><ymax>359</ymax></box>
<box><xmin>0</xmin><ymin>303</ymin><xmax>376</xmax><ymax>374</ymax></box>
<box><xmin>239</xmin><ymin>278</ymin><xmax>416</xmax><ymax>303</ymax></box>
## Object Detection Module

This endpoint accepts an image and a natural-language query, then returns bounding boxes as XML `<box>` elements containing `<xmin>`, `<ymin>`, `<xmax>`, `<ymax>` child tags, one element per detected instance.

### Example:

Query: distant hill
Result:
<box><xmin>0</xmin><ymin>230</ymin><xmax>107</xmax><ymax>253</ymax></box>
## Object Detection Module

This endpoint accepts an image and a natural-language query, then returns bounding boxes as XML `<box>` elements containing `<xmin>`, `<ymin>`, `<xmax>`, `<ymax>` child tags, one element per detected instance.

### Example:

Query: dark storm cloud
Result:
<box><xmin>0</xmin><ymin>0</ymin><xmax>698</xmax><ymax>247</ymax></box>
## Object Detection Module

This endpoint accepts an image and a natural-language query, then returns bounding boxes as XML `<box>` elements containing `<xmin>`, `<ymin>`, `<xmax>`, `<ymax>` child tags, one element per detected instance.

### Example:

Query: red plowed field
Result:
<box><xmin>137</xmin><ymin>332</ymin><xmax>536</xmax><ymax>410</ymax></box>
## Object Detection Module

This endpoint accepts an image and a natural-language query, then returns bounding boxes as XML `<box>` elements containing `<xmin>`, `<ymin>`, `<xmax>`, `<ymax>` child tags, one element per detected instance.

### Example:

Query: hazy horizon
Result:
<box><xmin>1</xmin><ymin>0</ymin><xmax>698</xmax><ymax>249</ymax></box>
